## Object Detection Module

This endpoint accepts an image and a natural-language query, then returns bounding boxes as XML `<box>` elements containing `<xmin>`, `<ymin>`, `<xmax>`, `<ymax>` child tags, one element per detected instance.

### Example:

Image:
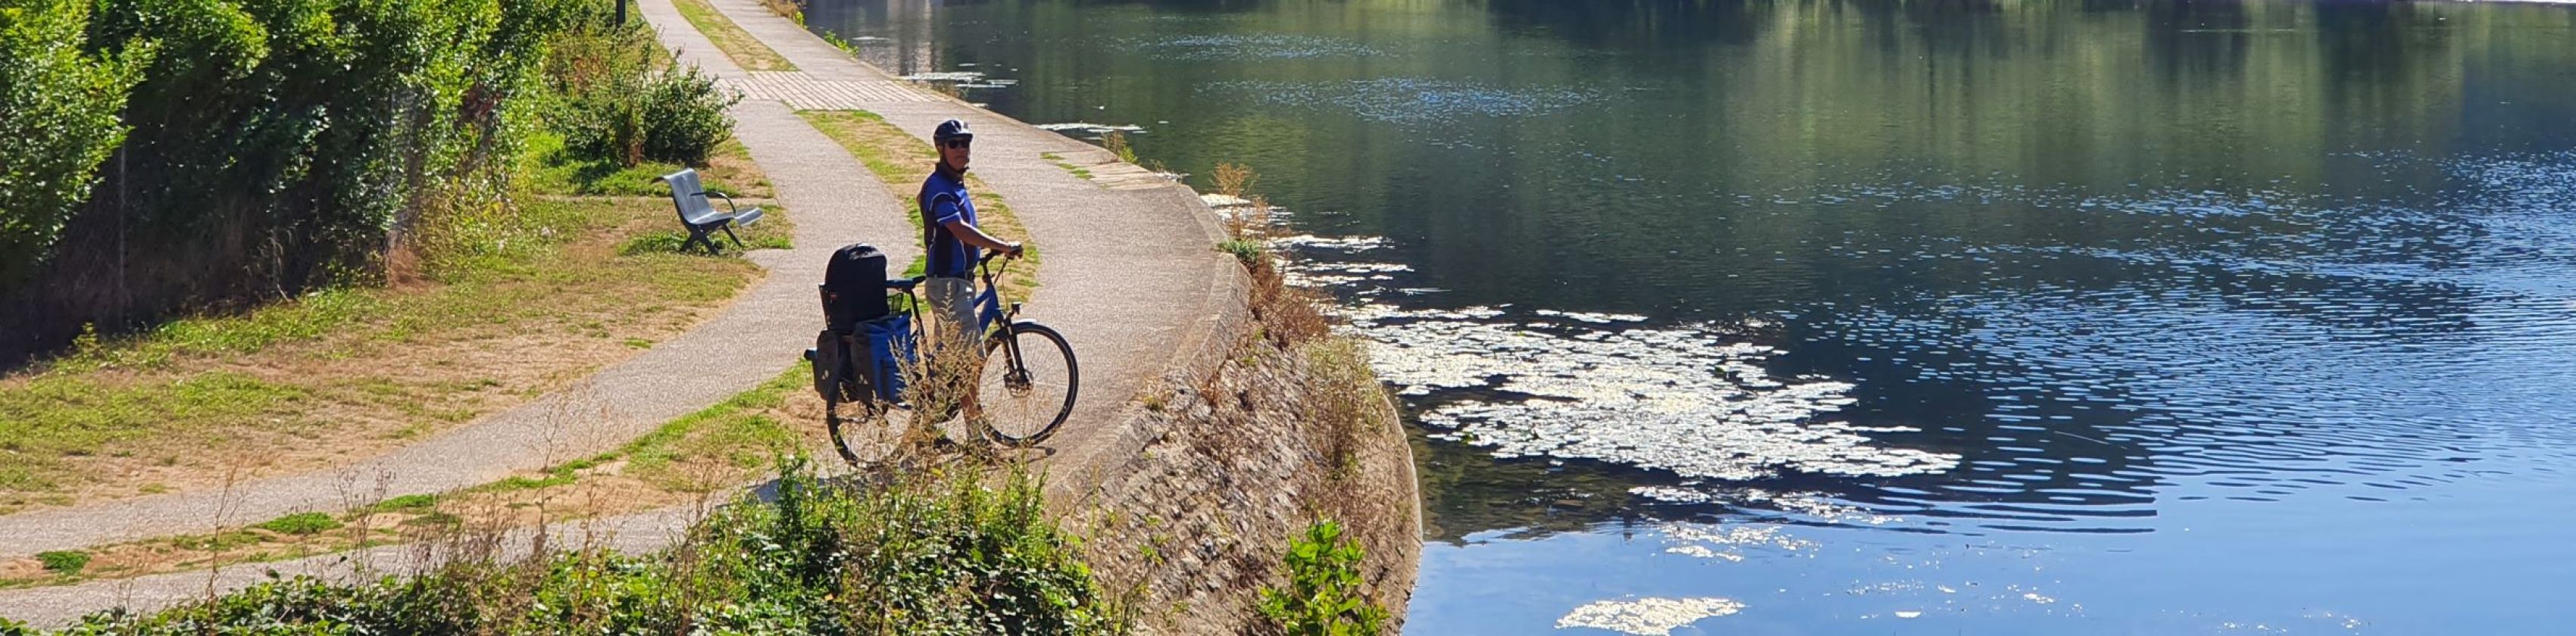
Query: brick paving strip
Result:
<box><xmin>0</xmin><ymin>0</ymin><xmax>1241</xmax><ymax>624</ymax></box>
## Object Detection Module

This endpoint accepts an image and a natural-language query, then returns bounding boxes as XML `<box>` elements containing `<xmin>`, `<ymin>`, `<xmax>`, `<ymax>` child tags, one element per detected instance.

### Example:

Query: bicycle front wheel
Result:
<box><xmin>977</xmin><ymin>322</ymin><xmax>1078</xmax><ymax>446</ymax></box>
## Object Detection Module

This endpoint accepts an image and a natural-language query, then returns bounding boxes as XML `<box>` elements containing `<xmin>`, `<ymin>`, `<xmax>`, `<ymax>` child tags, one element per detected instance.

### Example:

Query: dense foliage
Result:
<box><xmin>0</xmin><ymin>0</ymin><xmax>145</xmax><ymax>285</ymax></box>
<box><xmin>0</xmin><ymin>0</ymin><xmax>739</xmax><ymax>367</ymax></box>
<box><xmin>0</xmin><ymin>461</ymin><xmax>1125</xmax><ymax>635</ymax></box>
<box><xmin>542</xmin><ymin>5</ymin><xmax>737</xmax><ymax>168</ymax></box>
<box><xmin>558</xmin><ymin>64</ymin><xmax>737</xmax><ymax>167</ymax></box>
<box><xmin>80</xmin><ymin>0</ymin><xmax>576</xmax><ymax>283</ymax></box>
<box><xmin>0</xmin><ymin>0</ymin><xmax>587</xmax><ymax>365</ymax></box>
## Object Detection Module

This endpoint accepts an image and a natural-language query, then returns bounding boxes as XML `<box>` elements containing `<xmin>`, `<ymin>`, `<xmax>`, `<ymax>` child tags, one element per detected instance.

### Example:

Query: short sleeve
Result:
<box><xmin>929</xmin><ymin>193</ymin><xmax>964</xmax><ymax>226</ymax></box>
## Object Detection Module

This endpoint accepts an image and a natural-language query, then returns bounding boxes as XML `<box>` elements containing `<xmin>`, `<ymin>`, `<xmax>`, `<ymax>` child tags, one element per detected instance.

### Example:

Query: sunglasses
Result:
<box><xmin>942</xmin><ymin>139</ymin><xmax>973</xmax><ymax>149</ymax></box>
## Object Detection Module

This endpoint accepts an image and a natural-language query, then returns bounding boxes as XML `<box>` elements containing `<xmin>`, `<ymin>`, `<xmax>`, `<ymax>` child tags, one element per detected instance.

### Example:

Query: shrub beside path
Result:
<box><xmin>0</xmin><ymin>0</ymin><xmax>918</xmax><ymax>621</ymax></box>
<box><xmin>2</xmin><ymin>0</ymin><xmax>1240</xmax><ymax>624</ymax></box>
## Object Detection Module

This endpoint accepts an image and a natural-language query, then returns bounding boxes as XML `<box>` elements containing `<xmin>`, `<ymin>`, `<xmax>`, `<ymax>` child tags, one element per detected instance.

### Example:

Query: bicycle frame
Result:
<box><xmin>972</xmin><ymin>253</ymin><xmax>1032</xmax><ymax>388</ymax></box>
<box><xmin>812</xmin><ymin>247</ymin><xmax>1068</xmax><ymax>457</ymax></box>
<box><xmin>874</xmin><ymin>252</ymin><xmax>1027</xmax><ymax>388</ymax></box>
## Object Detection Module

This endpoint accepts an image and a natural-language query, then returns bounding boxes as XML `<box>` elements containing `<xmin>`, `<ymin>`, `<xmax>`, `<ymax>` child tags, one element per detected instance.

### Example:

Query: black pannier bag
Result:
<box><xmin>815</xmin><ymin>243</ymin><xmax>892</xmax><ymax>400</ymax></box>
<box><xmin>811</xmin><ymin>329</ymin><xmax>845</xmax><ymax>398</ymax></box>
<box><xmin>822</xmin><ymin>243</ymin><xmax>891</xmax><ymax>333</ymax></box>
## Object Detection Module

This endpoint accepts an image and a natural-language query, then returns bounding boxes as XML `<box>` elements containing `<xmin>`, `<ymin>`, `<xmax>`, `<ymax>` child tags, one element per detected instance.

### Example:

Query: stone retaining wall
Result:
<box><xmin>1058</xmin><ymin>328</ymin><xmax>1421</xmax><ymax>634</ymax></box>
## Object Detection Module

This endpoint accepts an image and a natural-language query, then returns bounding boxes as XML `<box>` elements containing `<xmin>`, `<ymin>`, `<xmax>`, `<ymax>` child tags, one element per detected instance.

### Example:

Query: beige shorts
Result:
<box><xmin>923</xmin><ymin>276</ymin><xmax>980</xmax><ymax>345</ymax></box>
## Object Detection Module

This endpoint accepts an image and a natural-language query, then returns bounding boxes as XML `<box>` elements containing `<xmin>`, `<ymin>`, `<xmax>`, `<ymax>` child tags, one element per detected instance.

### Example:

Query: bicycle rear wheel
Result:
<box><xmin>823</xmin><ymin>371</ymin><xmax>870</xmax><ymax>465</ymax></box>
<box><xmin>977</xmin><ymin>322</ymin><xmax>1078</xmax><ymax>446</ymax></box>
<box><xmin>824</xmin><ymin>370</ymin><xmax>911</xmax><ymax>466</ymax></box>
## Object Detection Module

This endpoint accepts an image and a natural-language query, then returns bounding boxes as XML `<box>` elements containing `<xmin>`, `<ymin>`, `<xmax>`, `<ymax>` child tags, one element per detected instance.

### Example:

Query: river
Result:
<box><xmin>799</xmin><ymin>0</ymin><xmax>2576</xmax><ymax>633</ymax></box>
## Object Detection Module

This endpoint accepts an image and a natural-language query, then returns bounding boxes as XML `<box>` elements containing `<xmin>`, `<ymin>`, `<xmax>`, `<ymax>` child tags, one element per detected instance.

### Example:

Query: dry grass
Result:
<box><xmin>0</xmin><ymin>338</ymin><xmax>1063</xmax><ymax>591</ymax></box>
<box><xmin>1246</xmin><ymin>253</ymin><xmax>1331</xmax><ymax>348</ymax></box>
<box><xmin>700</xmin><ymin>137</ymin><xmax>777</xmax><ymax>198</ymax></box>
<box><xmin>1298</xmin><ymin>339</ymin><xmax>1390</xmax><ymax>477</ymax></box>
<box><xmin>1099</xmin><ymin>131</ymin><xmax>1140</xmax><ymax>165</ymax></box>
<box><xmin>671</xmin><ymin>0</ymin><xmax>796</xmax><ymax>71</ymax></box>
<box><xmin>0</xmin><ymin>364</ymin><xmax>829</xmax><ymax>589</ymax></box>
<box><xmin>0</xmin><ymin>154</ymin><xmax>789</xmax><ymax>513</ymax></box>
<box><xmin>1213</xmin><ymin>163</ymin><xmax>1272</xmax><ymax>242</ymax></box>
<box><xmin>756</xmin><ymin>0</ymin><xmax>803</xmax><ymax>20</ymax></box>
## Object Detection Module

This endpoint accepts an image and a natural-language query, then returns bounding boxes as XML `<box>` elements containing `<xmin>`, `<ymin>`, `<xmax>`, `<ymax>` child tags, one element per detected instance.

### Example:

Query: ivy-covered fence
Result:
<box><xmin>0</xmin><ymin>0</ymin><xmax>599</xmax><ymax>367</ymax></box>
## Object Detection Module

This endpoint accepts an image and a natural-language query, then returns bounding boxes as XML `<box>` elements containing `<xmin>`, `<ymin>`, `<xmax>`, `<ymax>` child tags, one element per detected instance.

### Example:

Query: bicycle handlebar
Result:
<box><xmin>978</xmin><ymin>245</ymin><xmax>1023</xmax><ymax>273</ymax></box>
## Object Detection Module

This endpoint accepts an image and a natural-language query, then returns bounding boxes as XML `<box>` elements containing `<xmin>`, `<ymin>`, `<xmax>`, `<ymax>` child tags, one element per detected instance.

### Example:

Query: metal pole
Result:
<box><xmin>615</xmin><ymin>0</ymin><xmax>627</xmax><ymax>26</ymax></box>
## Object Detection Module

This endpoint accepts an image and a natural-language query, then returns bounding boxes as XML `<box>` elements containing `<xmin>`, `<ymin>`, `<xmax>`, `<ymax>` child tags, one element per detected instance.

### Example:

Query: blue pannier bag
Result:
<box><xmin>861</xmin><ymin>314</ymin><xmax>915</xmax><ymax>402</ymax></box>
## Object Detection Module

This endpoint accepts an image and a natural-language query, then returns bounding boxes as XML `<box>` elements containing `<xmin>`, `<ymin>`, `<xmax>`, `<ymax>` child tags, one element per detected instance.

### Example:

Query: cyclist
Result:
<box><xmin>919</xmin><ymin>118</ymin><xmax>1024</xmax><ymax>350</ymax></box>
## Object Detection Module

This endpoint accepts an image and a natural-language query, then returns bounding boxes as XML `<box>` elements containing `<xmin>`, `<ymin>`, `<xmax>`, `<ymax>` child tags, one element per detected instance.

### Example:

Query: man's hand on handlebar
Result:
<box><xmin>977</xmin><ymin>244</ymin><xmax>1025</xmax><ymax>268</ymax></box>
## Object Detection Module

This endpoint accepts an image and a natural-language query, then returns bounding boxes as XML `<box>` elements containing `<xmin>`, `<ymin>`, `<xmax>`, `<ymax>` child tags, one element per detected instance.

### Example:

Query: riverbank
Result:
<box><xmin>779</xmin><ymin>0</ymin><xmax>2576</xmax><ymax>633</ymax></box>
<box><xmin>0</xmin><ymin>0</ymin><xmax>1420</xmax><ymax>628</ymax></box>
<box><xmin>680</xmin><ymin>0</ymin><xmax>1422</xmax><ymax>628</ymax></box>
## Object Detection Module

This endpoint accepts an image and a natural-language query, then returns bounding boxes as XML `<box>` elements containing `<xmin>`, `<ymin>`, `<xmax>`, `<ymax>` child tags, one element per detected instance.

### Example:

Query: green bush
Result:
<box><xmin>366</xmin><ymin>494</ymin><xmax>438</xmax><ymax>513</ymax></box>
<box><xmin>252</xmin><ymin>511</ymin><xmax>342</xmax><ymax>535</ymax></box>
<box><xmin>1220</xmin><ymin>238</ymin><xmax>1265</xmax><ymax>266</ymax></box>
<box><xmin>0</xmin><ymin>0</ymin><xmax>147</xmax><ymax>284</ymax></box>
<box><xmin>40</xmin><ymin>459</ymin><xmax>1126</xmax><ymax>634</ymax></box>
<box><xmin>2</xmin><ymin>0</ymin><xmax>602</xmax><ymax>366</ymax></box>
<box><xmin>36</xmin><ymin>550</ymin><xmax>90</xmax><ymax>575</ymax></box>
<box><xmin>77</xmin><ymin>0</ymin><xmax>583</xmax><ymax>277</ymax></box>
<box><xmin>1258</xmin><ymin>519</ymin><xmax>1389</xmax><ymax>636</ymax></box>
<box><xmin>690</xmin><ymin>459</ymin><xmax>1118</xmax><ymax>634</ymax></box>
<box><xmin>545</xmin><ymin>8</ymin><xmax>736</xmax><ymax>168</ymax></box>
<box><xmin>560</xmin><ymin>65</ymin><xmax>736</xmax><ymax>167</ymax></box>
<box><xmin>641</xmin><ymin>65</ymin><xmax>736</xmax><ymax>164</ymax></box>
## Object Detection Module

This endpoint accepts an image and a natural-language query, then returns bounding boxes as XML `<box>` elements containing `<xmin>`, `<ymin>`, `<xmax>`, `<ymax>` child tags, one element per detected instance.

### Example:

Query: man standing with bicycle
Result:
<box><xmin>804</xmin><ymin>117</ymin><xmax>1072</xmax><ymax>460</ymax></box>
<box><xmin>921</xmin><ymin>119</ymin><xmax>1024</xmax><ymax>348</ymax></box>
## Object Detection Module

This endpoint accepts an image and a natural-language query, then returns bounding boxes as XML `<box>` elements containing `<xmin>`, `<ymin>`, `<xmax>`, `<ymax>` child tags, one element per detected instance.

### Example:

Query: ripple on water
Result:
<box><xmin>1203</xmin><ymin>78</ymin><xmax>1608</xmax><ymax>126</ymax></box>
<box><xmin>906</xmin><ymin>70</ymin><xmax>983</xmax><ymax>82</ymax></box>
<box><xmin>1124</xmin><ymin>33</ymin><xmax>1382</xmax><ymax>61</ymax></box>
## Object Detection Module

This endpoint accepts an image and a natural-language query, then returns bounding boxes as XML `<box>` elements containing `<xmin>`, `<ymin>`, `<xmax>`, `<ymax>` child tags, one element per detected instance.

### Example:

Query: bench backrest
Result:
<box><xmin>661</xmin><ymin>169</ymin><xmax>715</xmax><ymax>220</ymax></box>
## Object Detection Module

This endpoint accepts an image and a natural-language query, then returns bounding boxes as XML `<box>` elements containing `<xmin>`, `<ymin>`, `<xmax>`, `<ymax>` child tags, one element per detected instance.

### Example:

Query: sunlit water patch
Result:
<box><xmin>1348</xmin><ymin>303</ymin><xmax>1959</xmax><ymax>482</ymax></box>
<box><xmin>1268</xmin><ymin>231</ymin><xmax>1956</xmax><ymax>484</ymax></box>
<box><xmin>1659</xmin><ymin>520</ymin><xmax>1818</xmax><ymax>562</ymax></box>
<box><xmin>1033</xmin><ymin>122</ymin><xmax>1145</xmax><ymax>136</ymax></box>
<box><xmin>1555</xmin><ymin>597</ymin><xmax>1745</xmax><ymax>636</ymax></box>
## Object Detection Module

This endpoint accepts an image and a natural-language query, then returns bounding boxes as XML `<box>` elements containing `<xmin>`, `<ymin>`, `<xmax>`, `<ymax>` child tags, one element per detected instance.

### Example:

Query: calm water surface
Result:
<box><xmin>804</xmin><ymin>1</ymin><xmax>2576</xmax><ymax>633</ymax></box>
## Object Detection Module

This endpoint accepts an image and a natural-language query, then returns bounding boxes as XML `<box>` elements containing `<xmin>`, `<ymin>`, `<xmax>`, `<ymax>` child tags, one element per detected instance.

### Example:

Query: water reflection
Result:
<box><xmin>800</xmin><ymin>0</ymin><xmax>2576</xmax><ymax>631</ymax></box>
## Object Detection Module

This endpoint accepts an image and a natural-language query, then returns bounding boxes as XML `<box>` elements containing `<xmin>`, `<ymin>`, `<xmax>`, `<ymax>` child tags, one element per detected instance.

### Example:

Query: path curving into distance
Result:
<box><xmin>1</xmin><ymin>0</ymin><xmax>1240</xmax><ymax>624</ymax></box>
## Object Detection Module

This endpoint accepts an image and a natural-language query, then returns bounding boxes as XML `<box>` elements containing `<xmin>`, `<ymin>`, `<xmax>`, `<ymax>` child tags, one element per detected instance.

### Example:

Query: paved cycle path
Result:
<box><xmin>0</xmin><ymin>0</ymin><xmax>916</xmax><ymax>607</ymax></box>
<box><xmin>696</xmin><ymin>0</ymin><xmax>1245</xmax><ymax>499</ymax></box>
<box><xmin>0</xmin><ymin>0</ymin><xmax>1240</xmax><ymax>621</ymax></box>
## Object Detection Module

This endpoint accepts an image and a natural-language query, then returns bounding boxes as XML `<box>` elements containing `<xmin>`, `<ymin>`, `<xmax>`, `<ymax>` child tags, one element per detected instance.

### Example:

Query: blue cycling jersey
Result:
<box><xmin>918</xmin><ymin>168</ymin><xmax>979</xmax><ymax>279</ymax></box>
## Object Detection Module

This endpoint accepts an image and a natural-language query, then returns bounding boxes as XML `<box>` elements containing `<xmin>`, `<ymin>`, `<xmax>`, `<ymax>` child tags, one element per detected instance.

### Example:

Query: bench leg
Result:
<box><xmin>722</xmin><ymin>225</ymin><xmax>747</xmax><ymax>248</ymax></box>
<box><xmin>684</xmin><ymin>226</ymin><xmax>720</xmax><ymax>254</ymax></box>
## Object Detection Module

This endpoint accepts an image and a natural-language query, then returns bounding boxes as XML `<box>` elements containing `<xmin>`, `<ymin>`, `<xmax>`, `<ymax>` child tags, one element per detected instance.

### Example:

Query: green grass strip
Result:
<box><xmin>671</xmin><ymin>0</ymin><xmax>797</xmax><ymax>72</ymax></box>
